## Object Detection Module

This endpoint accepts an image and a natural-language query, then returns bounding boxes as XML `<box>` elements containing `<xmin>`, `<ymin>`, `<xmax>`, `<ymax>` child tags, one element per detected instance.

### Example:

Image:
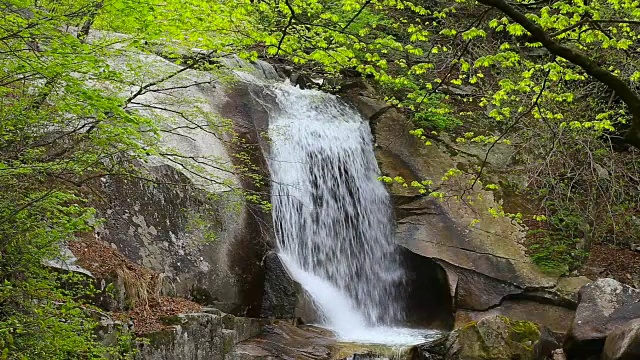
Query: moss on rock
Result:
<box><xmin>446</xmin><ymin>315</ymin><xmax>542</xmax><ymax>360</ymax></box>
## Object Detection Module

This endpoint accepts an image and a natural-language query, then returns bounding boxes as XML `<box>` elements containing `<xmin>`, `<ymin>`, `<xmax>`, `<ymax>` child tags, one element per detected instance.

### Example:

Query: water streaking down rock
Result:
<box><xmin>227</xmin><ymin>65</ymin><xmax>439</xmax><ymax>345</ymax></box>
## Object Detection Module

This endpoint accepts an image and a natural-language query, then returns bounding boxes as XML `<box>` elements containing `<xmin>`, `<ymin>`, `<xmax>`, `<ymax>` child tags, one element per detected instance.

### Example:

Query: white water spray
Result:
<box><xmin>230</xmin><ymin>62</ymin><xmax>438</xmax><ymax>345</ymax></box>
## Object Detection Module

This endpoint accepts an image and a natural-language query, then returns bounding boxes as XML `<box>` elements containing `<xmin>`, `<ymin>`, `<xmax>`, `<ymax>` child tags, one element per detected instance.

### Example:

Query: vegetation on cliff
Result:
<box><xmin>1</xmin><ymin>0</ymin><xmax>640</xmax><ymax>358</ymax></box>
<box><xmin>225</xmin><ymin>0</ymin><xmax>640</xmax><ymax>275</ymax></box>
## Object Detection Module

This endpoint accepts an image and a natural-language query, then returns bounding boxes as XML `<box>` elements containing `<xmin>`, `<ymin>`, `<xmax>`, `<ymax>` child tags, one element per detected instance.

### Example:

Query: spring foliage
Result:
<box><xmin>2</xmin><ymin>0</ymin><xmax>640</xmax><ymax>357</ymax></box>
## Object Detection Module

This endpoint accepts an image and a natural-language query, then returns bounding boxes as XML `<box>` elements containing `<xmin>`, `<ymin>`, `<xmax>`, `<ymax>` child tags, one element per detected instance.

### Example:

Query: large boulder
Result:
<box><xmin>444</xmin><ymin>315</ymin><xmax>556</xmax><ymax>360</ymax></box>
<box><xmin>564</xmin><ymin>278</ymin><xmax>640</xmax><ymax>359</ymax></box>
<box><xmin>85</xmin><ymin>56</ymin><xmax>267</xmax><ymax>312</ymax></box>
<box><xmin>76</xmin><ymin>35</ymin><xmax>290</xmax><ymax>317</ymax></box>
<box><xmin>603</xmin><ymin>319</ymin><xmax>640</xmax><ymax>360</ymax></box>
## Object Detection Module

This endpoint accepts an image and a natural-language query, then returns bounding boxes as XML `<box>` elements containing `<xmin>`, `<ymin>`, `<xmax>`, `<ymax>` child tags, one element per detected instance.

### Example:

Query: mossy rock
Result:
<box><xmin>446</xmin><ymin>315</ymin><xmax>541</xmax><ymax>360</ymax></box>
<box><xmin>332</xmin><ymin>342</ymin><xmax>413</xmax><ymax>359</ymax></box>
<box><xmin>504</xmin><ymin>317</ymin><xmax>540</xmax><ymax>348</ymax></box>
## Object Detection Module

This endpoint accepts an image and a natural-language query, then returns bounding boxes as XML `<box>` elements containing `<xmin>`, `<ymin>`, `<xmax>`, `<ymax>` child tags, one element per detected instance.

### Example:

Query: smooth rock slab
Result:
<box><xmin>228</xmin><ymin>322</ymin><xmax>437</xmax><ymax>360</ymax></box>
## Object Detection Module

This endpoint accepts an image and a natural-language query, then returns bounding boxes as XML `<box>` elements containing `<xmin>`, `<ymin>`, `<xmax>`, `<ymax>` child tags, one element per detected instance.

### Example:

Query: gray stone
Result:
<box><xmin>89</xmin><ymin>164</ymin><xmax>263</xmax><ymax>315</ymax></box>
<box><xmin>564</xmin><ymin>278</ymin><xmax>640</xmax><ymax>359</ymax></box>
<box><xmin>138</xmin><ymin>312</ymin><xmax>269</xmax><ymax>360</ymax></box>
<box><xmin>73</xmin><ymin>41</ymin><xmax>274</xmax><ymax>316</ymax></box>
<box><xmin>45</xmin><ymin>243</ymin><xmax>94</xmax><ymax>278</ymax></box>
<box><xmin>259</xmin><ymin>251</ymin><xmax>297</xmax><ymax>319</ymax></box>
<box><xmin>603</xmin><ymin>318</ymin><xmax>640</xmax><ymax>360</ymax></box>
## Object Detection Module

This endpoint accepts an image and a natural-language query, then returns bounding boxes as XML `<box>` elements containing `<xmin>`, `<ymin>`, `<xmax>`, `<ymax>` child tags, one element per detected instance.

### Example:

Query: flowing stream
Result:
<box><xmin>230</xmin><ymin>61</ymin><xmax>438</xmax><ymax>345</ymax></box>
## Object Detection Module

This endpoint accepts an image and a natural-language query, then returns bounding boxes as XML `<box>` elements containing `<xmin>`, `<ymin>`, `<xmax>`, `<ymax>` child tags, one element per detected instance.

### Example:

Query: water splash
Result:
<box><xmin>228</xmin><ymin>61</ymin><xmax>438</xmax><ymax>345</ymax></box>
<box><xmin>267</xmin><ymin>83</ymin><xmax>406</xmax><ymax>325</ymax></box>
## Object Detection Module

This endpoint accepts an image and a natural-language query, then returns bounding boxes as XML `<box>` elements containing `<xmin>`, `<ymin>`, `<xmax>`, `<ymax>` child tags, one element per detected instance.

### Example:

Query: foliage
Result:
<box><xmin>2</xmin><ymin>0</ymin><xmax>640</xmax><ymax>355</ymax></box>
<box><xmin>527</xmin><ymin>229</ymin><xmax>589</xmax><ymax>275</ymax></box>
<box><xmin>212</xmin><ymin>0</ymin><xmax>640</xmax><ymax>273</ymax></box>
<box><xmin>0</xmin><ymin>0</ymin><xmax>248</xmax><ymax>358</ymax></box>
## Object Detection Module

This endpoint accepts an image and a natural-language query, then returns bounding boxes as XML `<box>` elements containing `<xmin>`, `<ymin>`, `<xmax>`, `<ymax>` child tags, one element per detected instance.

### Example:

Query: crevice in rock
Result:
<box><xmin>400</xmin><ymin>247</ymin><xmax>455</xmax><ymax>330</ymax></box>
<box><xmin>401</xmin><ymin>238</ymin><xmax>524</xmax><ymax>263</ymax></box>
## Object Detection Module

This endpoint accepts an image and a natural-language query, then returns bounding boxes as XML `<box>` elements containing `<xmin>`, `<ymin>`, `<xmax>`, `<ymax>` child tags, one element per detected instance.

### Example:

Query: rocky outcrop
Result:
<box><xmin>564</xmin><ymin>278</ymin><xmax>640</xmax><ymax>359</ymax></box>
<box><xmin>137</xmin><ymin>309</ymin><xmax>270</xmax><ymax>360</ymax></box>
<box><xmin>344</xmin><ymin>83</ymin><xmax>585</xmax><ymax>332</ymax></box>
<box><xmin>75</xmin><ymin>38</ymin><xmax>298</xmax><ymax>317</ymax></box>
<box><xmin>81</xmin><ymin>52</ymin><xmax>265</xmax><ymax>315</ymax></box>
<box><xmin>444</xmin><ymin>316</ymin><xmax>557</xmax><ymax>360</ymax></box>
<box><xmin>603</xmin><ymin>319</ymin><xmax>640</xmax><ymax>360</ymax></box>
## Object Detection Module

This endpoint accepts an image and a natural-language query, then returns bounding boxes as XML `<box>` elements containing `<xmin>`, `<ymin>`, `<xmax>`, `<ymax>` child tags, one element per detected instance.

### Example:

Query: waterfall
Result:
<box><xmin>228</xmin><ymin>61</ymin><xmax>437</xmax><ymax>345</ymax></box>
<box><xmin>268</xmin><ymin>84</ymin><xmax>405</xmax><ymax>319</ymax></box>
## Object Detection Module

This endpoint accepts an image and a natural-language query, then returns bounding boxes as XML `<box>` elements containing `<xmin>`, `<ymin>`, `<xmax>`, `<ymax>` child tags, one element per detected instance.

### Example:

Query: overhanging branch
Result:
<box><xmin>477</xmin><ymin>0</ymin><xmax>640</xmax><ymax>148</ymax></box>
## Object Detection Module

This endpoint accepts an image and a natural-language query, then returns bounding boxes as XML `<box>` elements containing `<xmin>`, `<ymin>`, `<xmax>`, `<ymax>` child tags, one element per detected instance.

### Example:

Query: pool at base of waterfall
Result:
<box><xmin>280</xmin><ymin>253</ymin><xmax>444</xmax><ymax>347</ymax></box>
<box><xmin>329</xmin><ymin>326</ymin><xmax>444</xmax><ymax>346</ymax></box>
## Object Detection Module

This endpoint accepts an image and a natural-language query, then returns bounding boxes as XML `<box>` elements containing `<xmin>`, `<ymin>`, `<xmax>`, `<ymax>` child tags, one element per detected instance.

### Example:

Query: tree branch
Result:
<box><xmin>477</xmin><ymin>0</ymin><xmax>640</xmax><ymax>148</ymax></box>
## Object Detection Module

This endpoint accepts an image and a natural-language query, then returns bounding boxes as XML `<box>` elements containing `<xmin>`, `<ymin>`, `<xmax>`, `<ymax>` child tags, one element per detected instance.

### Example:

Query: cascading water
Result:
<box><xmin>229</xmin><ymin>61</ymin><xmax>439</xmax><ymax>346</ymax></box>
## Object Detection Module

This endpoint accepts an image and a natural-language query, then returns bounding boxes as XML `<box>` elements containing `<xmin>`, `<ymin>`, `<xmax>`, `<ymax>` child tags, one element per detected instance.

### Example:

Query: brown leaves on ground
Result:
<box><xmin>69</xmin><ymin>233</ymin><xmax>202</xmax><ymax>335</ymax></box>
<box><xmin>580</xmin><ymin>244</ymin><xmax>640</xmax><ymax>287</ymax></box>
<box><xmin>115</xmin><ymin>297</ymin><xmax>203</xmax><ymax>335</ymax></box>
<box><xmin>68</xmin><ymin>233</ymin><xmax>152</xmax><ymax>280</ymax></box>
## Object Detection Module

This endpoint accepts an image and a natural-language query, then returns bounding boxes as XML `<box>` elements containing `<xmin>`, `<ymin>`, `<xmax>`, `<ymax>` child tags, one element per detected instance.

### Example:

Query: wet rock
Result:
<box><xmin>228</xmin><ymin>323</ymin><xmax>334</xmax><ymax>360</ymax></box>
<box><xmin>564</xmin><ymin>278</ymin><xmax>640</xmax><ymax>359</ymax></box>
<box><xmin>259</xmin><ymin>251</ymin><xmax>298</xmax><ymax>319</ymax></box>
<box><xmin>410</xmin><ymin>335</ymin><xmax>448</xmax><ymax>360</ymax></box>
<box><xmin>455</xmin><ymin>299</ymin><xmax>575</xmax><ymax>334</ymax></box>
<box><xmin>229</xmin><ymin>322</ymin><xmax>436</xmax><ymax>360</ymax></box>
<box><xmin>445</xmin><ymin>316</ymin><xmax>545</xmax><ymax>360</ymax></box>
<box><xmin>603</xmin><ymin>318</ymin><xmax>640</xmax><ymax>360</ymax></box>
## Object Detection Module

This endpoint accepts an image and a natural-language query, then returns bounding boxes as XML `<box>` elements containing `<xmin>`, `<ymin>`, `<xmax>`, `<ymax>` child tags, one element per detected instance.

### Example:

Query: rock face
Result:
<box><xmin>344</xmin><ymin>83</ymin><xmax>584</xmax><ymax>332</ymax></box>
<box><xmin>564</xmin><ymin>278</ymin><xmax>640</xmax><ymax>359</ymax></box>
<box><xmin>137</xmin><ymin>309</ymin><xmax>269</xmax><ymax>360</ymax></box>
<box><xmin>85</xmin><ymin>57</ymin><xmax>267</xmax><ymax>312</ymax></box>
<box><xmin>77</xmin><ymin>39</ymin><xmax>299</xmax><ymax>317</ymax></box>
<box><xmin>445</xmin><ymin>316</ymin><xmax>553</xmax><ymax>360</ymax></box>
<box><xmin>603</xmin><ymin>319</ymin><xmax>640</xmax><ymax>360</ymax></box>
